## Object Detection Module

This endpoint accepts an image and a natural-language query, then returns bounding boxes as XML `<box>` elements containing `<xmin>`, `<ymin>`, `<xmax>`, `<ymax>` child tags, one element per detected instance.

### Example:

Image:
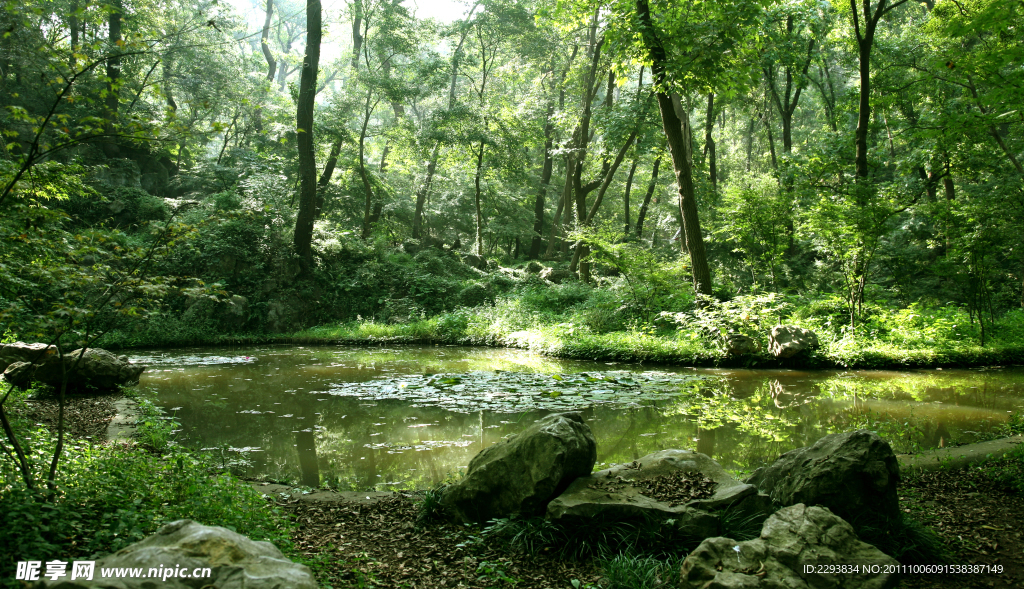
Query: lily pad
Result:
<box><xmin>324</xmin><ymin>370</ymin><xmax>705</xmax><ymax>413</ymax></box>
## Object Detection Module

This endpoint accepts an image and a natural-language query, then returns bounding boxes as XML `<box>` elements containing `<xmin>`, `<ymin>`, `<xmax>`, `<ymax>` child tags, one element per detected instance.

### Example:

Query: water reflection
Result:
<box><xmin>132</xmin><ymin>346</ymin><xmax>1024</xmax><ymax>490</ymax></box>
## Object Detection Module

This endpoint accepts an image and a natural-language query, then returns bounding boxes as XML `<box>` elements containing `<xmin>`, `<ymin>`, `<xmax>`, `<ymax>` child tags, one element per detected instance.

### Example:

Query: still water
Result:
<box><xmin>132</xmin><ymin>345</ymin><xmax>1024</xmax><ymax>491</ymax></box>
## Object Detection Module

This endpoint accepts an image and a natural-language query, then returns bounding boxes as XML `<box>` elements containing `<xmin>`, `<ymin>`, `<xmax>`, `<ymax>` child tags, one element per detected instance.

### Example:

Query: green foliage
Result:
<box><xmin>415</xmin><ymin>482</ymin><xmax>450</xmax><ymax>527</ymax></box>
<box><xmin>127</xmin><ymin>389</ymin><xmax>180</xmax><ymax>451</ymax></box>
<box><xmin>713</xmin><ymin>173</ymin><xmax>793</xmax><ymax>291</ymax></box>
<box><xmin>663</xmin><ymin>293</ymin><xmax>791</xmax><ymax>349</ymax></box>
<box><xmin>475</xmin><ymin>560</ymin><xmax>521</xmax><ymax>586</ymax></box>
<box><xmin>598</xmin><ymin>553</ymin><xmax>684</xmax><ymax>589</ymax></box>
<box><xmin>0</xmin><ymin>442</ymin><xmax>291</xmax><ymax>584</ymax></box>
<box><xmin>579</xmin><ymin>227</ymin><xmax>695</xmax><ymax>325</ymax></box>
<box><xmin>477</xmin><ymin>513</ymin><xmax>699</xmax><ymax>562</ymax></box>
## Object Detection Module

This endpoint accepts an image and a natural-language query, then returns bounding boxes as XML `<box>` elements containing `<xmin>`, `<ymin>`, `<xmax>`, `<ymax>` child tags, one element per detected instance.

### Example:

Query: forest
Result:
<box><xmin>0</xmin><ymin>0</ymin><xmax>1022</xmax><ymax>363</ymax></box>
<box><xmin>2</xmin><ymin>0</ymin><xmax>1024</xmax><ymax>587</ymax></box>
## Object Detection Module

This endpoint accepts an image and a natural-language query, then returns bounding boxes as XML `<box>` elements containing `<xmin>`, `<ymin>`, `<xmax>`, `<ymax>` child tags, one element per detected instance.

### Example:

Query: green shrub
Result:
<box><xmin>0</xmin><ymin>443</ymin><xmax>291</xmax><ymax>586</ymax></box>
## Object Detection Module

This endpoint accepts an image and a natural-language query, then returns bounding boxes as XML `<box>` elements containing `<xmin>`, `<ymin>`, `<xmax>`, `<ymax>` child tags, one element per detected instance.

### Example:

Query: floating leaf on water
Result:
<box><xmin>322</xmin><ymin>370</ymin><xmax>705</xmax><ymax>413</ymax></box>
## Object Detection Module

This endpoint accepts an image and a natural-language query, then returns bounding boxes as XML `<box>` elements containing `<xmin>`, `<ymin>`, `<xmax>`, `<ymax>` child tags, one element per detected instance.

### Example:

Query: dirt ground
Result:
<box><xmin>17</xmin><ymin>392</ymin><xmax>120</xmax><ymax>440</ymax></box>
<box><xmin>897</xmin><ymin>467</ymin><xmax>1024</xmax><ymax>589</ymax></box>
<box><xmin>282</xmin><ymin>493</ymin><xmax>603</xmax><ymax>588</ymax></box>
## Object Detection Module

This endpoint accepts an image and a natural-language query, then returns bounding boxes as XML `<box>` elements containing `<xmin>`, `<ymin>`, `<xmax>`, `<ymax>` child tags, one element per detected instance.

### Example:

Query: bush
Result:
<box><xmin>0</xmin><ymin>395</ymin><xmax>292</xmax><ymax>587</ymax></box>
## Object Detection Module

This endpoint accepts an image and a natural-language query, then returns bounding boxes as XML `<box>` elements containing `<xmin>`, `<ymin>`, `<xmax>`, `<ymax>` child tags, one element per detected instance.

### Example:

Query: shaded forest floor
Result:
<box><xmin>899</xmin><ymin>467</ymin><xmax>1024</xmax><ymax>589</ymax></box>
<box><xmin>273</xmin><ymin>463</ymin><xmax>1024</xmax><ymax>589</ymax></box>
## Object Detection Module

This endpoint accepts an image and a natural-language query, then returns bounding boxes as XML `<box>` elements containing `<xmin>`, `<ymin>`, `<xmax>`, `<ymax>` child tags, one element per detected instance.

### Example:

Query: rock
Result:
<box><xmin>0</xmin><ymin>343</ymin><xmax>145</xmax><ymax>391</ymax></box>
<box><xmin>745</xmin><ymin>430</ymin><xmax>901</xmax><ymax>526</ymax></box>
<box><xmin>0</xmin><ymin>342</ymin><xmax>58</xmax><ymax>371</ymax></box>
<box><xmin>441</xmin><ymin>412</ymin><xmax>597</xmax><ymax>523</ymax></box>
<box><xmin>539</xmin><ymin>267</ymin><xmax>574</xmax><ymax>284</ymax></box>
<box><xmin>402</xmin><ymin>239</ymin><xmax>421</xmax><ymax>255</ymax></box>
<box><xmin>678</xmin><ymin>504</ymin><xmax>898</xmax><ymax>589</ymax></box>
<box><xmin>725</xmin><ymin>334</ymin><xmax>760</xmax><ymax>356</ymax></box>
<box><xmin>34</xmin><ymin>348</ymin><xmax>146</xmax><ymax>390</ymax></box>
<box><xmin>768</xmin><ymin>325</ymin><xmax>819</xmax><ymax>359</ymax></box>
<box><xmin>525</xmin><ymin>260</ymin><xmax>544</xmax><ymax>274</ymax></box>
<box><xmin>2</xmin><ymin>361</ymin><xmax>35</xmax><ymax>389</ymax></box>
<box><xmin>547</xmin><ymin>449</ymin><xmax>771</xmax><ymax>538</ymax></box>
<box><xmin>36</xmin><ymin>519</ymin><xmax>316</xmax><ymax>589</ymax></box>
<box><xmin>461</xmin><ymin>254</ymin><xmax>487</xmax><ymax>270</ymax></box>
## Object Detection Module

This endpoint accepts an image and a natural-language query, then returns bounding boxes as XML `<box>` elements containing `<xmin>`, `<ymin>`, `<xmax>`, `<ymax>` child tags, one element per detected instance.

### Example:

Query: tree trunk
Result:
<box><xmin>766</xmin><ymin>113</ymin><xmax>778</xmax><ymax>171</ymax></box>
<box><xmin>69</xmin><ymin>2</ymin><xmax>79</xmax><ymax>67</ymax></box>
<box><xmin>545</xmin><ymin>167</ymin><xmax>570</xmax><ymax>258</ymax></box>
<box><xmin>530</xmin><ymin>106</ymin><xmax>555</xmax><ymax>259</ymax></box>
<box><xmin>745</xmin><ymin>117</ymin><xmax>755</xmax><ymax>171</ymax></box>
<box><xmin>292</xmin><ymin>0</ymin><xmax>322</xmax><ymax>269</ymax></box>
<box><xmin>623</xmin><ymin>158</ymin><xmax>637</xmax><ymax>235</ymax></box>
<box><xmin>636</xmin><ymin>0</ymin><xmax>712</xmax><ymax>295</ymax></box>
<box><xmin>412</xmin><ymin>144</ymin><xmax>438</xmax><ymax>239</ymax></box>
<box><xmin>102</xmin><ymin>0</ymin><xmax>123</xmax><ymax>157</ymax></box>
<box><xmin>854</xmin><ymin>36</ymin><xmax>873</xmax><ymax>182</ymax></box>
<box><xmin>635</xmin><ymin>155</ymin><xmax>661</xmax><ymax>239</ymax></box>
<box><xmin>358</xmin><ymin>90</ymin><xmax>377</xmax><ymax>240</ymax></box>
<box><xmin>262</xmin><ymin>0</ymin><xmax>277</xmax><ymax>81</ymax></box>
<box><xmin>473</xmin><ymin>139</ymin><xmax>485</xmax><ymax>255</ymax></box>
<box><xmin>411</xmin><ymin>3</ymin><xmax>481</xmax><ymax>240</ymax></box>
<box><xmin>316</xmin><ymin>137</ymin><xmax>342</xmax><ymax>216</ymax></box>
<box><xmin>703</xmin><ymin>93</ymin><xmax>716</xmax><ymax>190</ymax></box>
<box><xmin>351</xmin><ymin>0</ymin><xmax>363</xmax><ymax>69</ymax></box>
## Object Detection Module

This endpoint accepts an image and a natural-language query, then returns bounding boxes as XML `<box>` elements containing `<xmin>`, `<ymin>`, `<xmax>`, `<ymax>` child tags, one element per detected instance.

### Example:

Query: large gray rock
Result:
<box><xmin>547</xmin><ymin>449</ymin><xmax>771</xmax><ymax>538</ymax></box>
<box><xmin>2</xmin><ymin>361</ymin><xmax>35</xmax><ymax>389</ymax></box>
<box><xmin>678</xmin><ymin>504</ymin><xmax>898</xmax><ymax>589</ymax></box>
<box><xmin>0</xmin><ymin>343</ymin><xmax>145</xmax><ymax>391</ymax></box>
<box><xmin>746</xmin><ymin>430</ymin><xmax>901</xmax><ymax>526</ymax></box>
<box><xmin>224</xmin><ymin>295</ymin><xmax>248</xmax><ymax>328</ymax></box>
<box><xmin>441</xmin><ymin>412</ymin><xmax>597</xmax><ymax>523</ymax></box>
<box><xmin>37</xmin><ymin>519</ymin><xmax>316</xmax><ymax>589</ymax></box>
<box><xmin>768</xmin><ymin>325</ymin><xmax>819</xmax><ymax>359</ymax></box>
<box><xmin>539</xmin><ymin>267</ymin><xmax>574</xmax><ymax>284</ymax></box>
<box><xmin>0</xmin><ymin>342</ymin><xmax>58</xmax><ymax>370</ymax></box>
<box><xmin>460</xmin><ymin>253</ymin><xmax>487</xmax><ymax>270</ymax></box>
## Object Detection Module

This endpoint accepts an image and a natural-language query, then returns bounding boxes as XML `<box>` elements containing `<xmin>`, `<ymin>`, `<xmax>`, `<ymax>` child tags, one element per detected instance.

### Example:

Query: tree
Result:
<box><xmin>292</xmin><ymin>0</ymin><xmax>322</xmax><ymax>270</ymax></box>
<box><xmin>622</xmin><ymin>0</ymin><xmax>764</xmax><ymax>295</ymax></box>
<box><xmin>848</xmin><ymin>0</ymin><xmax>911</xmax><ymax>182</ymax></box>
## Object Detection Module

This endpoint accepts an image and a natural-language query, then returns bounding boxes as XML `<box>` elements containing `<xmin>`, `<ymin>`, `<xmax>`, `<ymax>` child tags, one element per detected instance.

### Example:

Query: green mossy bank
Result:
<box><xmin>97</xmin><ymin>315</ymin><xmax>1024</xmax><ymax>370</ymax></box>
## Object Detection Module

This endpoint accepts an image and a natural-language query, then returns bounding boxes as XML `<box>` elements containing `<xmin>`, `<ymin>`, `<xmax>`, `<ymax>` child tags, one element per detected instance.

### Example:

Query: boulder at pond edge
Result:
<box><xmin>678</xmin><ymin>504</ymin><xmax>898</xmax><ymax>589</ymax></box>
<box><xmin>441</xmin><ymin>412</ymin><xmax>597</xmax><ymax>523</ymax></box>
<box><xmin>745</xmin><ymin>430</ymin><xmax>901</xmax><ymax>526</ymax></box>
<box><xmin>547</xmin><ymin>449</ymin><xmax>771</xmax><ymax>538</ymax></box>
<box><xmin>0</xmin><ymin>343</ymin><xmax>145</xmax><ymax>391</ymax></box>
<box><xmin>768</xmin><ymin>325</ymin><xmax>820</xmax><ymax>359</ymax></box>
<box><xmin>36</xmin><ymin>519</ymin><xmax>316</xmax><ymax>589</ymax></box>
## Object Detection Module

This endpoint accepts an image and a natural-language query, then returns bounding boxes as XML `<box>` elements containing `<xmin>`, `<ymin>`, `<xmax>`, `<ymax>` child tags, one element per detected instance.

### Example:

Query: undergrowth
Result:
<box><xmin>0</xmin><ymin>385</ymin><xmax>294</xmax><ymax>589</ymax></box>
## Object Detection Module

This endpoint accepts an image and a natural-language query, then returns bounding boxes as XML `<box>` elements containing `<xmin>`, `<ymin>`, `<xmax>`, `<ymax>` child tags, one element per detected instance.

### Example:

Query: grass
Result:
<box><xmin>94</xmin><ymin>277</ymin><xmax>1024</xmax><ymax>370</ymax></box>
<box><xmin>598</xmin><ymin>553</ymin><xmax>685</xmax><ymax>589</ymax></box>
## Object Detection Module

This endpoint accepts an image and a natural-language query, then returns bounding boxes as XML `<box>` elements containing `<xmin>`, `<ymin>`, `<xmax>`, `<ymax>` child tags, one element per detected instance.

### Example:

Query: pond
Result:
<box><xmin>132</xmin><ymin>345</ymin><xmax>1024</xmax><ymax>491</ymax></box>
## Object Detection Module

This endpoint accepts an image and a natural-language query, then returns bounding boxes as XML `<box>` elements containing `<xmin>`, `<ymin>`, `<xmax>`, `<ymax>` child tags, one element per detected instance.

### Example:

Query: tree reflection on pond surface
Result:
<box><xmin>132</xmin><ymin>346</ymin><xmax>1024</xmax><ymax>490</ymax></box>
